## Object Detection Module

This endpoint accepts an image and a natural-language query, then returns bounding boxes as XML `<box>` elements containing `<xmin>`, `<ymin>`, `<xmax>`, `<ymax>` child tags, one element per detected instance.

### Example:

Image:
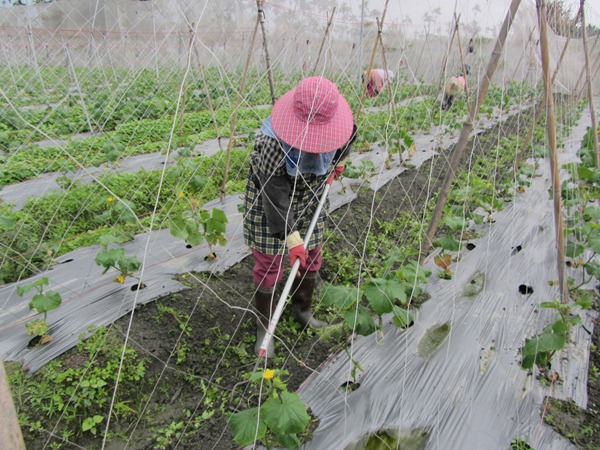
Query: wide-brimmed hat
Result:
<box><xmin>270</xmin><ymin>76</ymin><xmax>354</xmax><ymax>154</ymax></box>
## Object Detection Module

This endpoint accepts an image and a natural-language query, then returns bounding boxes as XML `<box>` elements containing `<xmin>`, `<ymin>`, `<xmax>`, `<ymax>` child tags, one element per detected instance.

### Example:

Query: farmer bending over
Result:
<box><xmin>442</xmin><ymin>65</ymin><xmax>470</xmax><ymax>111</ymax></box>
<box><xmin>243</xmin><ymin>76</ymin><xmax>357</xmax><ymax>357</ymax></box>
<box><xmin>363</xmin><ymin>68</ymin><xmax>394</xmax><ymax>98</ymax></box>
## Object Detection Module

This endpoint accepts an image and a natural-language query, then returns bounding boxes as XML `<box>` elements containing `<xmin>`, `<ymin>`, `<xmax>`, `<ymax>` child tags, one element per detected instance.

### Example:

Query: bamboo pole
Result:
<box><xmin>356</xmin><ymin>0</ymin><xmax>390</xmax><ymax>121</ymax></box>
<box><xmin>220</xmin><ymin>16</ymin><xmax>260</xmax><ymax>198</ymax></box>
<box><xmin>0</xmin><ymin>362</ymin><xmax>26</xmax><ymax>450</ymax></box>
<box><xmin>257</xmin><ymin>0</ymin><xmax>276</xmax><ymax>105</ymax></box>
<box><xmin>436</xmin><ymin>14</ymin><xmax>460</xmax><ymax>97</ymax></box>
<box><xmin>312</xmin><ymin>7</ymin><xmax>336</xmax><ymax>75</ymax></box>
<box><xmin>455</xmin><ymin>19</ymin><xmax>470</xmax><ymax>102</ymax></box>
<box><xmin>573</xmin><ymin>34</ymin><xmax>600</xmax><ymax>95</ymax></box>
<box><xmin>419</xmin><ymin>0</ymin><xmax>522</xmax><ymax>263</ymax></box>
<box><xmin>190</xmin><ymin>30</ymin><xmax>223</xmax><ymax>151</ymax></box>
<box><xmin>580</xmin><ymin>0</ymin><xmax>599</xmax><ymax>168</ymax></box>
<box><xmin>537</xmin><ymin>0</ymin><xmax>568</xmax><ymax>302</ymax></box>
<box><xmin>512</xmin><ymin>6</ymin><xmax>582</xmax><ymax>174</ymax></box>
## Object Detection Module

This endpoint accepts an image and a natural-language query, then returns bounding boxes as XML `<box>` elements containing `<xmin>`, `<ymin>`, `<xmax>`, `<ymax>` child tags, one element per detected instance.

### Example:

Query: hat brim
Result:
<box><xmin>270</xmin><ymin>88</ymin><xmax>354</xmax><ymax>154</ymax></box>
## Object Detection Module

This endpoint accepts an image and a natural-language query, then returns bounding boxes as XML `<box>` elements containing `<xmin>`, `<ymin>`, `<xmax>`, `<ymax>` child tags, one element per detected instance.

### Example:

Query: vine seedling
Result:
<box><xmin>95</xmin><ymin>234</ymin><xmax>142</xmax><ymax>284</ymax></box>
<box><xmin>17</xmin><ymin>276</ymin><xmax>62</xmax><ymax>343</ymax></box>
<box><xmin>228</xmin><ymin>368</ymin><xmax>311</xmax><ymax>449</ymax></box>
<box><xmin>168</xmin><ymin>204</ymin><xmax>228</xmax><ymax>260</ymax></box>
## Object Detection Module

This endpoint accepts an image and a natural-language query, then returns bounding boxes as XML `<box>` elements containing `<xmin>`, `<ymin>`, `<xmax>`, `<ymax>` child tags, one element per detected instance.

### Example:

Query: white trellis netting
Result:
<box><xmin>0</xmin><ymin>0</ymin><xmax>599</xmax><ymax>449</ymax></box>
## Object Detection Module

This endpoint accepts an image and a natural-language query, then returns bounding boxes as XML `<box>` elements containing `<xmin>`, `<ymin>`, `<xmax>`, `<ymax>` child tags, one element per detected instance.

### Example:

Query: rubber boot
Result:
<box><xmin>254</xmin><ymin>285</ymin><xmax>275</xmax><ymax>358</ymax></box>
<box><xmin>291</xmin><ymin>272</ymin><xmax>327</xmax><ymax>328</ymax></box>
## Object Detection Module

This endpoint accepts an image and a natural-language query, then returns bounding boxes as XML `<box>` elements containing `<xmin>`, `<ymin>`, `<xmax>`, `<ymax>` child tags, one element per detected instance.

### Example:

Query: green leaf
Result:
<box><xmin>523</xmin><ymin>331</ymin><xmax>565</xmax><ymax>354</ymax></box>
<box><xmin>443</xmin><ymin>216</ymin><xmax>468</xmax><ymax>232</ymax></box>
<box><xmin>98</xmin><ymin>234</ymin><xmax>122</xmax><ymax>247</ymax></box>
<box><xmin>583</xmin><ymin>205</ymin><xmax>600</xmax><ymax>222</ymax></box>
<box><xmin>228</xmin><ymin>408</ymin><xmax>266</xmax><ymax>446</ymax></box>
<box><xmin>576</xmin><ymin>293</ymin><xmax>593</xmax><ymax>309</ymax></box>
<box><xmin>392</xmin><ymin>306</ymin><xmax>413</xmax><ymax>329</ymax></box>
<box><xmin>364</xmin><ymin>278</ymin><xmax>406</xmax><ymax>314</ymax></box>
<box><xmin>344</xmin><ymin>305</ymin><xmax>377</xmax><ymax>336</ymax></box>
<box><xmin>433</xmin><ymin>234</ymin><xmax>461</xmax><ymax>252</ymax></box>
<box><xmin>117</xmin><ymin>256</ymin><xmax>141</xmax><ymax>274</ymax></box>
<box><xmin>565</xmin><ymin>240</ymin><xmax>585</xmax><ymax>258</ymax></box>
<box><xmin>276</xmin><ymin>433</ymin><xmax>302</xmax><ymax>449</ymax></box>
<box><xmin>578</xmin><ymin>164</ymin><xmax>599</xmax><ymax>181</ymax></box>
<box><xmin>190</xmin><ymin>175</ymin><xmax>207</xmax><ymax>191</ymax></box>
<box><xmin>168</xmin><ymin>217</ymin><xmax>188</xmax><ymax>239</ymax></box>
<box><xmin>95</xmin><ymin>248</ymin><xmax>125</xmax><ymax>271</ymax></box>
<box><xmin>261</xmin><ymin>391</ymin><xmax>310</xmax><ymax>436</ymax></box>
<box><xmin>588</xmin><ymin>237</ymin><xmax>600</xmax><ymax>254</ymax></box>
<box><xmin>25</xmin><ymin>319</ymin><xmax>48</xmax><ymax>337</ymax></box>
<box><xmin>0</xmin><ymin>214</ymin><xmax>16</xmax><ymax>230</ymax></box>
<box><xmin>584</xmin><ymin>259</ymin><xmax>600</xmax><ymax>279</ymax></box>
<box><xmin>29</xmin><ymin>291</ymin><xmax>62</xmax><ymax>314</ymax></box>
<box><xmin>320</xmin><ymin>284</ymin><xmax>360</xmax><ymax>310</ymax></box>
<box><xmin>17</xmin><ymin>277</ymin><xmax>49</xmax><ymax>297</ymax></box>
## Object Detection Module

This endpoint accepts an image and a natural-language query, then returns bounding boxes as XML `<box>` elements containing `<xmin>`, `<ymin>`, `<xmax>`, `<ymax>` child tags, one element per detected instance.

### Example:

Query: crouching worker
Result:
<box><xmin>243</xmin><ymin>76</ymin><xmax>357</xmax><ymax>357</ymax></box>
<box><xmin>363</xmin><ymin>68</ymin><xmax>394</xmax><ymax>98</ymax></box>
<box><xmin>442</xmin><ymin>65</ymin><xmax>470</xmax><ymax>111</ymax></box>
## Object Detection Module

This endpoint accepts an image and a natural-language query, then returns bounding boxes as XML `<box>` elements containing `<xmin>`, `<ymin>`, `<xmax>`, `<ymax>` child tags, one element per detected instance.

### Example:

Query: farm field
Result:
<box><xmin>1</xmin><ymin>1</ymin><xmax>600</xmax><ymax>449</ymax></box>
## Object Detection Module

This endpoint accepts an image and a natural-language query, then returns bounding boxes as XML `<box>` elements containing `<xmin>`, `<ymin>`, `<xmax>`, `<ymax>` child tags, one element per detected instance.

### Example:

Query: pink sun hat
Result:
<box><xmin>270</xmin><ymin>76</ymin><xmax>354</xmax><ymax>154</ymax></box>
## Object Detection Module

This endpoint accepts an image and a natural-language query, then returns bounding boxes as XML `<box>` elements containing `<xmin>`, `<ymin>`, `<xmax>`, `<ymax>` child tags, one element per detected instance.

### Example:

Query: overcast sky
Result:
<box><xmin>355</xmin><ymin>0</ymin><xmax>600</xmax><ymax>33</ymax></box>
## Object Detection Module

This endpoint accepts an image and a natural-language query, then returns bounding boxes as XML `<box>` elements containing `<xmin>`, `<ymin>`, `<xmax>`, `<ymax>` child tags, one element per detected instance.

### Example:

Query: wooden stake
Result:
<box><xmin>257</xmin><ymin>0</ymin><xmax>276</xmax><ymax>105</ymax></box>
<box><xmin>356</xmin><ymin>0</ymin><xmax>390</xmax><ymax>121</ymax></box>
<box><xmin>573</xmin><ymin>34</ymin><xmax>600</xmax><ymax>95</ymax></box>
<box><xmin>419</xmin><ymin>0</ymin><xmax>522</xmax><ymax>263</ymax></box>
<box><xmin>580</xmin><ymin>0</ymin><xmax>600</xmax><ymax>168</ymax></box>
<box><xmin>436</xmin><ymin>14</ymin><xmax>460</xmax><ymax>97</ymax></box>
<box><xmin>220</xmin><ymin>16</ymin><xmax>260</xmax><ymax>198</ymax></box>
<box><xmin>537</xmin><ymin>0</ymin><xmax>568</xmax><ymax>302</ymax></box>
<box><xmin>512</xmin><ymin>5</ymin><xmax>582</xmax><ymax>175</ymax></box>
<box><xmin>312</xmin><ymin>7</ymin><xmax>336</xmax><ymax>75</ymax></box>
<box><xmin>0</xmin><ymin>362</ymin><xmax>26</xmax><ymax>450</ymax></box>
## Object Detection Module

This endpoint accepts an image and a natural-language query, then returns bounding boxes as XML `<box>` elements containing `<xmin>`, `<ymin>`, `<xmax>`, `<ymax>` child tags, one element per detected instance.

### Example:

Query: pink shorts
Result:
<box><xmin>251</xmin><ymin>246</ymin><xmax>322</xmax><ymax>288</ymax></box>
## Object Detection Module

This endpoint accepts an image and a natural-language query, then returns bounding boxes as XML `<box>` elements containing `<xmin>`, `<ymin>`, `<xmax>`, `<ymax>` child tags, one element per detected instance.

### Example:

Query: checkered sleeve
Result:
<box><xmin>254</xmin><ymin>133</ymin><xmax>287</xmax><ymax>177</ymax></box>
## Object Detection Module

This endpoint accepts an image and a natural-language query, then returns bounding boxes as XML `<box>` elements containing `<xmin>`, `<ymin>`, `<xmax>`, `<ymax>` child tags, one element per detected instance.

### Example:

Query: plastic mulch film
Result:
<box><xmin>296</xmin><ymin>104</ymin><xmax>599</xmax><ymax>449</ymax></box>
<box><xmin>0</xmin><ymin>102</ymin><xmax>533</xmax><ymax>373</ymax></box>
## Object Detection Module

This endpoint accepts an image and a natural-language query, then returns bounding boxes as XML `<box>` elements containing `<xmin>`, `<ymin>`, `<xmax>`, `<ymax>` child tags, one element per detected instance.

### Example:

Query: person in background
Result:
<box><xmin>363</xmin><ymin>68</ymin><xmax>394</xmax><ymax>98</ymax></box>
<box><xmin>243</xmin><ymin>76</ymin><xmax>357</xmax><ymax>357</ymax></box>
<box><xmin>442</xmin><ymin>65</ymin><xmax>470</xmax><ymax>111</ymax></box>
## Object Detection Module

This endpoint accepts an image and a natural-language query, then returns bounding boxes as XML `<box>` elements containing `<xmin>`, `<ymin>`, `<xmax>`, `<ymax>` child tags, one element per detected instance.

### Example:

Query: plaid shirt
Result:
<box><xmin>243</xmin><ymin>130</ymin><xmax>354</xmax><ymax>255</ymax></box>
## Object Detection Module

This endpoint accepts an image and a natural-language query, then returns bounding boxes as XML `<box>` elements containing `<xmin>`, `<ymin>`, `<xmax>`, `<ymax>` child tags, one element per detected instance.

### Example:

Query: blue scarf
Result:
<box><xmin>261</xmin><ymin>117</ymin><xmax>335</xmax><ymax>177</ymax></box>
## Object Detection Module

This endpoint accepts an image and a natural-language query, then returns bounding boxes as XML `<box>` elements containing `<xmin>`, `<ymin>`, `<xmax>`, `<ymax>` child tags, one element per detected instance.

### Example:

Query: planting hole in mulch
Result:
<box><xmin>418</xmin><ymin>322</ymin><xmax>451</xmax><ymax>358</ymax></box>
<box><xmin>466</xmin><ymin>243</ymin><xmax>476</xmax><ymax>251</ymax></box>
<box><xmin>60</xmin><ymin>258</ymin><xmax>74</xmax><ymax>264</ymax></box>
<box><xmin>340</xmin><ymin>381</ymin><xmax>361</xmax><ymax>392</ymax></box>
<box><xmin>518</xmin><ymin>284</ymin><xmax>533</xmax><ymax>295</ymax></box>
<box><xmin>130</xmin><ymin>283</ymin><xmax>146</xmax><ymax>292</ymax></box>
<box><xmin>185</xmin><ymin>244</ymin><xmax>192</xmax><ymax>249</ymax></box>
<box><xmin>511</xmin><ymin>244</ymin><xmax>523</xmax><ymax>255</ymax></box>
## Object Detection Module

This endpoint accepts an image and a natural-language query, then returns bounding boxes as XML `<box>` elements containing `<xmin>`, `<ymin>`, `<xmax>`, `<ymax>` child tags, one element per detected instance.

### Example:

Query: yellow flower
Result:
<box><xmin>486</xmin><ymin>183</ymin><xmax>492</xmax><ymax>188</ymax></box>
<box><xmin>116</xmin><ymin>275</ymin><xmax>125</xmax><ymax>284</ymax></box>
<box><xmin>263</xmin><ymin>369</ymin><xmax>275</xmax><ymax>380</ymax></box>
<box><xmin>179</xmin><ymin>192</ymin><xmax>185</xmax><ymax>198</ymax></box>
<box><xmin>107</xmin><ymin>197</ymin><xmax>114</xmax><ymax>202</ymax></box>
